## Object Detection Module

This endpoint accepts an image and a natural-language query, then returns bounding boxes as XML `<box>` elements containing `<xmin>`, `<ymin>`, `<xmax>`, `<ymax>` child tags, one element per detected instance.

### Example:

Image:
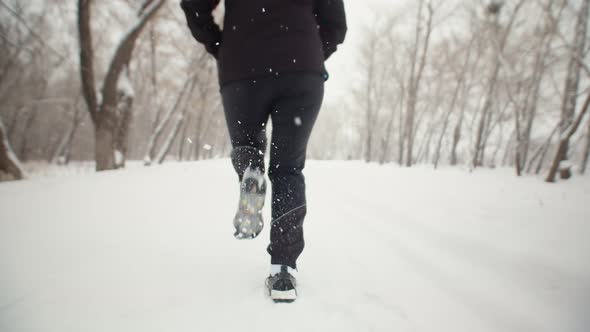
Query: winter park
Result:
<box><xmin>1</xmin><ymin>0</ymin><xmax>590</xmax><ymax>331</ymax></box>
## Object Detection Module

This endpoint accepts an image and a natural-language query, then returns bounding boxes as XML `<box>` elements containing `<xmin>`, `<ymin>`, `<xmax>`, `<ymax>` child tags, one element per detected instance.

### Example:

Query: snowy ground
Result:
<box><xmin>1</xmin><ymin>160</ymin><xmax>589</xmax><ymax>332</ymax></box>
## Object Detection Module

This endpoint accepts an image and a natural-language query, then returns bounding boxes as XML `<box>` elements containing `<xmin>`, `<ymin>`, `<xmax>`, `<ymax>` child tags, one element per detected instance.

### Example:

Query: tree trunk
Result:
<box><xmin>434</xmin><ymin>62</ymin><xmax>468</xmax><ymax>169</ymax></box>
<box><xmin>363</xmin><ymin>37</ymin><xmax>377</xmax><ymax>163</ymax></box>
<box><xmin>178</xmin><ymin>112</ymin><xmax>192</xmax><ymax>161</ymax></box>
<box><xmin>555</xmin><ymin>0</ymin><xmax>589</xmax><ymax>178</ymax></box>
<box><xmin>19</xmin><ymin>105</ymin><xmax>38</xmax><ymax>162</ymax></box>
<box><xmin>546</xmin><ymin>91</ymin><xmax>590</xmax><ymax>182</ymax></box>
<box><xmin>473</xmin><ymin>69</ymin><xmax>498</xmax><ymax>168</ymax></box>
<box><xmin>113</xmin><ymin>92</ymin><xmax>133</xmax><ymax>169</ymax></box>
<box><xmin>397</xmin><ymin>104</ymin><xmax>405</xmax><ymax>165</ymax></box>
<box><xmin>581</xmin><ymin>118</ymin><xmax>590</xmax><ymax>174</ymax></box>
<box><xmin>535</xmin><ymin>142</ymin><xmax>551</xmax><ymax>175</ymax></box>
<box><xmin>450</xmin><ymin>99</ymin><xmax>467</xmax><ymax>166</ymax></box>
<box><xmin>156</xmin><ymin>74</ymin><xmax>199</xmax><ymax>164</ymax></box>
<box><xmin>501</xmin><ymin>129</ymin><xmax>515</xmax><ymax>167</ymax></box>
<box><xmin>404</xmin><ymin>1</ymin><xmax>433</xmax><ymax>167</ymax></box>
<box><xmin>52</xmin><ymin>105</ymin><xmax>83</xmax><ymax>165</ymax></box>
<box><xmin>78</xmin><ymin>0</ymin><xmax>165</xmax><ymax>171</ymax></box>
<box><xmin>380</xmin><ymin>93</ymin><xmax>403</xmax><ymax>165</ymax></box>
<box><xmin>94</xmin><ymin>115</ymin><xmax>117</xmax><ymax>171</ymax></box>
<box><xmin>144</xmin><ymin>73</ymin><xmax>194</xmax><ymax>165</ymax></box>
<box><xmin>157</xmin><ymin>110</ymin><xmax>188</xmax><ymax>164</ymax></box>
<box><xmin>526</xmin><ymin>125</ymin><xmax>557</xmax><ymax>173</ymax></box>
<box><xmin>6</xmin><ymin>106</ymin><xmax>21</xmax><ymax>140</ymax></box>
<box><xmin>520</xmin><ymin>45</ymin><xmax>548</xmax><ymax>167</ymax></box>
<box><xmin>0</xmin><ymin>117</ymin><xmax>24</xmax><ymax>180</ymax></box>
<box><xmin>472</xmin><ymin>1</ymin><xmax>526</xmax><ymax>168</ymax></box>
<box><xmin>513</xmin><ymin>100</ymin><xmax>523</xmax><ymax>176</ymax></box>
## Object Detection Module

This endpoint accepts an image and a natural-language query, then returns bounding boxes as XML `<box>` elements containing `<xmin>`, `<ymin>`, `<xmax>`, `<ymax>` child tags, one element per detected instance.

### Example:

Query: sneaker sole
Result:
<box><xmin>269</xmin><ymin>289</ymin><xmax>297</xmax><ymax>303</ymax></box>
<box><xmin>234</xmin><ymin>177</ymin><xmax>265</xmax><ymax>239</ymax></box>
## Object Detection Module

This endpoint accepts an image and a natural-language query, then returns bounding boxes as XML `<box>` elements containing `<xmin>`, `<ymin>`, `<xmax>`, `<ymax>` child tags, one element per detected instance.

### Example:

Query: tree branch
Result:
<box><xmin>100</xmin><ymin>0</ymin><xmax>165</xmax><ymax>112</ymax></box>
<box><xmin>77</xmin><ymin>0</ymin><xmax>98</xmax><ymax>122</ymax></box>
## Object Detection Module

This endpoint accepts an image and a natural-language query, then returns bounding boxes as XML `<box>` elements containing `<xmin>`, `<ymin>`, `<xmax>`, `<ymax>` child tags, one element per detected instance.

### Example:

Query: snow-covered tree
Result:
<box><xmin>77</xmin><ymin>0</ymin><xmax>165</xmax><ymax>171</ymax></box>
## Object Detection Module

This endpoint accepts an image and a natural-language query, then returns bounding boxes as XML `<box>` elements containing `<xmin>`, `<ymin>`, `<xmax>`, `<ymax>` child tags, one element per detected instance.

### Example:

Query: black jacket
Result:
<box><xmin>180</xmin><ymin>0</ymin><xmax>347</xmax><ymax>85</ymax></box>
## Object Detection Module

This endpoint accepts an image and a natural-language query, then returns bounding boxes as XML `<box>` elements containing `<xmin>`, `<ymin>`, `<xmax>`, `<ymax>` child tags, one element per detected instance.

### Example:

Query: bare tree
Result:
<box><xmin>380</xmin><ymin>79</ymin><xmax>404</xmax><ymax>165</ymax></box>
<box><xmin>51</xmin><ymin>103</ymin><xmax>85</xmax><ymax>165</ymax></box>
<box><xmin>156</xmin><ymin>76</ymin><xmax>198</xmax><ymax>164</ymax></box>
<box><xmin>77</xmin><ymin>0</ymin><xmax>165</xmax><ymax>171</ymax></box>
<box><xmin>359</xmin><ymin>27</ymin><xmax>389</xmax><ymax>163</ymax></box>
<box><xmin>144</xmin><ymin>66</ymin><xmax>201</xmax><ymax>165</ymax></box>
<box><xmin>363</xmin><ymin>34</ymin><xmax>378</xmax><ymax>163</ymax></box>
<box><xmin>472</xmin><ymin>0</ymin><xmax>525</xmax><ymax>169</ymax></box>
<box><xmin>404</xmin><ymin>0</ymin><xmax>434</xmax><ymax>167</ymax></box>
<box><xmin>526</xmin><ymin>124</ymin><xmax>559</xmax><ymax>174</ymax></box>
<box><xmin>434</xmin><ymin>36</ymin><xmax>475</xmax><ymax>169</ymax></box>
<box><xmin>507</xmin><ymin>0</ymin><xmax>564</xmax><ymax>175</ymax></box>
<box><xmin>550</xmin><ymin>0</ymin><xmax>589</xmax><ymax>180</ymax></box>
<box><xmin>546</xmin><ymin>90</ymin><xmax>590</xmax><ymax>182</ymax></box>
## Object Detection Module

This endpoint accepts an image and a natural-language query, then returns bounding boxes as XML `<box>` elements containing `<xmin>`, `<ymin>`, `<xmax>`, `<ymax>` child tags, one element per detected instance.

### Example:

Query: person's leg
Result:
<box><xmin>220</xmin><ymin>81</ymin><xmax>274</xmax><ymax>179</ymax></box>
<box><xmin>267</xmin><ymin>73</ymin><xmax>324</xmax><ymax>269</ymax></box>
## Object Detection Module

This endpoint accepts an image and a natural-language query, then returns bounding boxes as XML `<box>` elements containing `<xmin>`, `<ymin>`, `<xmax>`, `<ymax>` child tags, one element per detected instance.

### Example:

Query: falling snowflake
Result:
<box><xmin>294</xmin><ymin>117</ymin><xmax>302</xmax><ymax>126</ymax></box>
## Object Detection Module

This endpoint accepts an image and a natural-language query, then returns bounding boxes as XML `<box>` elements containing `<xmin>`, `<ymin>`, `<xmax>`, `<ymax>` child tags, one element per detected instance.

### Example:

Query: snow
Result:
<box><xmin>117</xmin><ymin>71</ymin><xmax>135</xmax><ymax>99</ymax></box>
<box><xmin>114</xmin><ymin>150</ymin><xmax>124</xmax><ymax>166</ymax></box>
<box><xmin>0</xmin><ymin>160</ymin><xmax>589</xmax><ymax>332</ymax></box>
<box><xmin>559</xmin><ymin>160</ymin><xmax>573</xmax><ymax>170</ymax></box>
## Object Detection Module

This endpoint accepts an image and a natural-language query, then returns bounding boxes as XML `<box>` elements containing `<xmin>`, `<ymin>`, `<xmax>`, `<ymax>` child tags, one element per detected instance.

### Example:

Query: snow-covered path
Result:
<box><xmin>1</xmin><ymin>160</ymin><xmax>589</xmax><ymax>332</ymax></box>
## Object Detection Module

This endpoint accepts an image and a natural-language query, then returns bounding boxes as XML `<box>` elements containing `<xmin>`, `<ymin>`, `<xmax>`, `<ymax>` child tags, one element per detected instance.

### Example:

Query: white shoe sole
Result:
<box><xmin>269</xmin><ymin>289</ymin><xmax>297</xmax><ymax>303</ymax></box>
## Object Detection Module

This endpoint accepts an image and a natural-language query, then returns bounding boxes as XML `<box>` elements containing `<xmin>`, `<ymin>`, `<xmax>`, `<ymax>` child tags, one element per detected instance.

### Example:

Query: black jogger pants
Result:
<box><xmin>220</xmin><ymin>72</ymin><xmax>325</xmax><ymax>269</ymax></box>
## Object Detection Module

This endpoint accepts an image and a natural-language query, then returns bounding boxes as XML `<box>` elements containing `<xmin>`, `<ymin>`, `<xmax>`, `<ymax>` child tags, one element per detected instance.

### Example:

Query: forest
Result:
<box><xmin>0</xmin><ymin>0</ymin><xmax>589</xmax><ymax>183</ymax></box>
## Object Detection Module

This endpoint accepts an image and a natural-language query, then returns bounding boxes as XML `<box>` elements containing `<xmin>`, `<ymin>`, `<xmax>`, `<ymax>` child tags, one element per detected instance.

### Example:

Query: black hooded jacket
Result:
<box><xmin>180</xmin><ymin>0</ymin><xmax>347</xmax><ymax>85</ymax></box>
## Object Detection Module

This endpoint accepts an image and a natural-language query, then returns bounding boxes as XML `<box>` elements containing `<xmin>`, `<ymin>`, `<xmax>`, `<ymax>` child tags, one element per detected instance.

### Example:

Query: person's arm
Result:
<box><xmin>180</xmin><ymin>0</ymin><xmax>222</xmax><ymax>58</ymax></box>
<box><xmin>314</xmin><ymin>0</ymin><xmax>348</xmax><ymax>60</ymax></box>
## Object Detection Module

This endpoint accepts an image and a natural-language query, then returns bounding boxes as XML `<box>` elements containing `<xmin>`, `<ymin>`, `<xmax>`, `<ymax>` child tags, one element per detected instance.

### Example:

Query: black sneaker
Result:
<box><xmin>265</xmin><ymin>265</ymin><xmax>297</xmax><ymax>303</ymax></box>
<box><xmin>233</xmin><ymin>167</ymin><xmax>266</xmax><ymax>239</ymax></box>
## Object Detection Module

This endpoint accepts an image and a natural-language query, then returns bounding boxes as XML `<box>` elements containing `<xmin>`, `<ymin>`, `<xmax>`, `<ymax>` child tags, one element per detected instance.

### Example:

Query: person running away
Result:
<box><xmin>180</xmin><ymin>0</ymin><xmax>347</xmax><ymax>303</ymax></box>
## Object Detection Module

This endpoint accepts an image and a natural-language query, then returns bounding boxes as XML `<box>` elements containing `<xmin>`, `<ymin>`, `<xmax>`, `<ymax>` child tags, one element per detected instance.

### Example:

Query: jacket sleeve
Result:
<box><xmin>180</xmin><ymin>0</ymin><xmax>222</xmax><ymax>58</ymax></box>
<box><xmin>314</xmin><ymin>0</ymin><xmax>347</xmax><ymax>60</ymax></box>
